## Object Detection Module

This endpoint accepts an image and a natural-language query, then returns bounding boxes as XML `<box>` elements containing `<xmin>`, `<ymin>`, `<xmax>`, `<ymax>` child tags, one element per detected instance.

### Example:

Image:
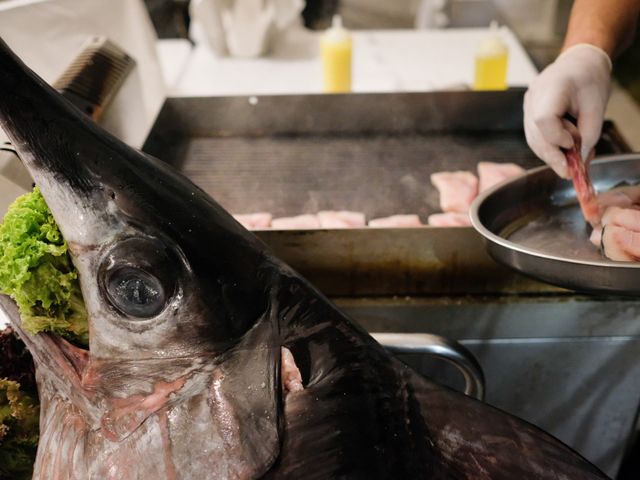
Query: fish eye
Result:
<box><xmin>106</xmin><ymin>267</ymin><xmax>166</xmax><ymax>318</ymax></box>
<box><xmin>99</xmin><ymin>236</ymin><xmax>180</xmax><ymax>319</ymax></box>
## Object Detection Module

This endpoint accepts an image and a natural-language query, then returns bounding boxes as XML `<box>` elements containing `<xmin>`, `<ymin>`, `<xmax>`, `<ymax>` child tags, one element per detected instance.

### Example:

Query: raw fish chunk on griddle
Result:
<box><xmin>478</xmin><ymin>161</ymin><xmax>525</xmax><ymax>192</ymax></box>
<box><xmin>271</xmin><ymin>214</ymin><xmax>320</xmax><ymax>229</ymax></box>
<box><xmin>368</xmin><ymin>214</ymin><xmax>423</xmax><ymax>227</ymax></box>
<box><xmin>431</xmin><ymin>171</ymin><xmax>479</xmax><ymax>213</ymax></box>
<box><xmin>317</xmin><ymin>210</ymin><xmax>365</xmax><ymax>228</ymax></box>
<box><xmin>233</xmin><ymin>212</ymin><xmax>273</xmax><ymax>230</ymax></box>
<box><xmin>427</xmin><ymin>212</ymin><xmax>472</xmax><ymax>227</ymax></box>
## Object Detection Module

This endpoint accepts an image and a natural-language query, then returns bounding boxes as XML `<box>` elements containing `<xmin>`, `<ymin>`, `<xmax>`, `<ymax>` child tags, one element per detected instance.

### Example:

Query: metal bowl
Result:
<box><xmin>470</xmin><ymin>154</ymin><xmax>640</xmax><ymax>295</ymax></box>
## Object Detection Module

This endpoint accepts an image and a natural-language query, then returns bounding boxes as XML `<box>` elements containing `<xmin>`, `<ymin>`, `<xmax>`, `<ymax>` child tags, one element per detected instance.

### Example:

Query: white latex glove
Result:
<box><xmin>524</xmin><ymin>44</ymin><xmax>612</xmax><ymax>178</ymax></box>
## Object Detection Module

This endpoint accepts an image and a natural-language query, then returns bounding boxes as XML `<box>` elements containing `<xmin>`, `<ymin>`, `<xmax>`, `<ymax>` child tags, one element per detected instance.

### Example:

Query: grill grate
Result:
<box><xmin>164</xmin><ymin>133</ymin><xmax>542</xmax><ymax>219</ymax></box>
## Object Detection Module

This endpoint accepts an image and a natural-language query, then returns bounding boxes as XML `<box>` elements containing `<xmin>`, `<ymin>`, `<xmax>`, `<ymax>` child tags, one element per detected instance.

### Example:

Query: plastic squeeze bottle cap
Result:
<box><xmin>477</xmin><ymin>21</ymin><xmax>507</xmax><ymax>58</ymax></box>
<box><xmin>324</xmin><ymin>15</ymin><xmax>350</xmax><ymax>43</ymax></box>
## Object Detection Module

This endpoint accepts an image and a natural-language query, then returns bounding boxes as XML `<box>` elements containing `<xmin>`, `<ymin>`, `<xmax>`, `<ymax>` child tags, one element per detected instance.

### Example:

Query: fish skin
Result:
<box><xmin>0</xmin><ymin>37</ymin><xmax>609</xmax><ymax>479</ymax></box>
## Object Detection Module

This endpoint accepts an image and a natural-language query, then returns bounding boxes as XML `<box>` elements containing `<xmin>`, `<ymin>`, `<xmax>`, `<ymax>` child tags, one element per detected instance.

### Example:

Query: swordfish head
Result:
<box><xmin>0</xmin><ymin>38</ymin><xmax>611</xmax><ymax>480</ymax></box>
<box><xmin>0</xmin><ymin>37</ymin><xmax>294</xmax><ymax>478</ymax></box>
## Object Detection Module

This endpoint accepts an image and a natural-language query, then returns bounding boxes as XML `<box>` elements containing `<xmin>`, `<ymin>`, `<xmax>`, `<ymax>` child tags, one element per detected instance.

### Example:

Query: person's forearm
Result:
<box><xmin>563</xmin><ymin>0</ymin><xmax>640</xmax><ymax>58</ymax></box>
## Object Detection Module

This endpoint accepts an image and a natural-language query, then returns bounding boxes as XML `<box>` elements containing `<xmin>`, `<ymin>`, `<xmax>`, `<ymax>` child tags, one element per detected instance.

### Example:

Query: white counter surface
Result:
<box><xmin>168</xmin><ymin>27</ymin><xmax>538</xmax><ymax>97</ymax></box>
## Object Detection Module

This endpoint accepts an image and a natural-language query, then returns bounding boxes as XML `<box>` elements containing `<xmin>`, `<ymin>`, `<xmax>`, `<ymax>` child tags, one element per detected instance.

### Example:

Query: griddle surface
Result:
<box><xmin>160</xmin><ymin>133</ymin><xmax>541</xmax><ymax>219</ymax></box>
<box><xmin>143</xmin><ymin>92</ymin><xmax>627</xmax><ymax>221</ymax></box>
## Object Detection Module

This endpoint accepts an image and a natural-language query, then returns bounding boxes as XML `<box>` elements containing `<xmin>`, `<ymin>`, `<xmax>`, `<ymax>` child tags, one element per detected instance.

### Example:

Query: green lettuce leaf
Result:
<box><xmin>0</xmin><ymin>187</ymin><xmax>88</xmax><ymax>344</ymax></box>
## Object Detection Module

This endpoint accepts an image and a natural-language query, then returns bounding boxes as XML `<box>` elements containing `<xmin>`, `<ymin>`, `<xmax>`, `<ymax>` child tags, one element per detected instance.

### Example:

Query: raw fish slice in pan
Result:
<box><xmin>566</xmin><ymin>145</ymin><xmax>600</xmax><ymax>226</ymax></box>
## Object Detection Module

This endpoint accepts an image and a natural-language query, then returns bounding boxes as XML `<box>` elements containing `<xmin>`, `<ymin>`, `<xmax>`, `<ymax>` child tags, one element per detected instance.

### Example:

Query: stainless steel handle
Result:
<box><xmin>372</xmin><ymin>332</ymin><xmax>485</xmax><ymax>401</ymax></box>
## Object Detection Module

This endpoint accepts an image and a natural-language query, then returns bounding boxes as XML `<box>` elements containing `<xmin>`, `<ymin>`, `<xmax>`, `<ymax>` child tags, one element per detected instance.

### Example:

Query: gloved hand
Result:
<box><xmin>524</xmin><ymin>44</ymin><xmax>612</xmax><ymax>178</ymax></box>
<box><xmin>589</xmin><ymin>186</ymin><xmax>640</xmax><ymax>261</ymax></box>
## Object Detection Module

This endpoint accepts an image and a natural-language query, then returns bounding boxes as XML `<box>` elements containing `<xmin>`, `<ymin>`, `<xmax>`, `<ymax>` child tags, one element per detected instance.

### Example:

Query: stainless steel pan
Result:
<box><xmin>470</xmin><ymin>154</ymin><xmax>640</xmax><ymax>295</ymax></box>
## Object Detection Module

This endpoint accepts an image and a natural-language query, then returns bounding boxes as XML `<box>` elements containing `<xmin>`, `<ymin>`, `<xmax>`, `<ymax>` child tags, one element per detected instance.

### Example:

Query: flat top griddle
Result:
<box><xmin>144</xmin><ymin>90</ymin><xmax>545</xmax><ymax>220</ymax></box>
<box><xmin>471</xmin><ymin>155</ymin><xmax>640</xmax><ymax>296</ymax></box>
<box><xmin>144</xmin><ymin>90</ymin><xmax>626</xmax><ymax>220</ymax></box>
<box><xmin>159</xmin><ymin>132</ymin><xmax>542</xmax><ymax>219</ymax></box>
<box><xmin>143</xmin><ymin>90</ymin><xmax>630</xmax><ymax>296</ymax></box>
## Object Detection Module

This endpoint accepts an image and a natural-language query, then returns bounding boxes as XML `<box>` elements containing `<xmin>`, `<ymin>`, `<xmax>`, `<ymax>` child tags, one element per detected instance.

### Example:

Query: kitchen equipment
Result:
<box><xmin>143</xmin><ymin>90</ymin><xmax>626</xmax><ymax>223</ymax></box>
<box><xmin>373</xmin><ymin>332</ymin><xmax>485</xmax><ymax>400</ymax></box>
<box><xmin>470</xmin><ymin>155</ymin><xmax>640</xmax><ymax>296</ymax></box>
<box><xmin>143</xmin><ymin>89</ymin><xmax>628</xmax><ymax>296</ymax></box>
<box><xmin>0</xmin><ymin>36</ymin><xmax>135</xmax><ymax>213</ymax></box>
<box><xmin>143</xmin><ymin>90</ymin><xmax>639</xmax><ymax>477</ymax></box>
<box><xmin>52</xmin><ymin>36</ymin><xmax>135</xmax><ymax>121</ymax></box>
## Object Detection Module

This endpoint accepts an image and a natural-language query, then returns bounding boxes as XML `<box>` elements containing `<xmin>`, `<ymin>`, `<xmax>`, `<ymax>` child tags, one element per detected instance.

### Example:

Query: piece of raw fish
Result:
<box><xmin>0</xmin><ymin>38</ymin><xmax>609</xmax><ymax>479</ymax></box>
<box><xmin>590</xmin><ymin>186</ymin><xmax>640</xmax><ymax>247</ymax></box>
<box><xmin>589</xmin><ymin>202</ymin><xmax>640</xmax><ymax>261</ymax></box>
<box><xmin>233</xmin><ymin>212</ymin><xmax>273</xmax><ymax>230</ymax></box>
<box><xmin>590</xmin><ymin>227</ymin><xmax>603</xmax><ymax>246</ymax></box>
<box><xmin>565</xmin><ymin>142</ymin><xmax>600</xmax><ymax>226</ymax></box>
<box><xmin>427</xmin><ymin>212</ymin><xmax>472</xmax><ymax>227</ymax></box>
<box><xmin>368</xmin><ymin>214</ymin><xmax>423</xmax><ymax>228</ymax></box>
<box><xmin>430</xmin><ymin>171</ymin><xmax>479</xmax><ymax>213</ymax></box>
<box><xmin>317</xmin><ymin>210</ymin><xmax>366</xmax><ymax>228</ymax></box>
<box><xmin>271</xmin><ymin>214</ymin><xmax>320</xmax><ymax>229</ymax></box>
<box><xmin>477</xmin><ymin>161</ymin><xmax>525</xmax><ymax>192</ymax></box>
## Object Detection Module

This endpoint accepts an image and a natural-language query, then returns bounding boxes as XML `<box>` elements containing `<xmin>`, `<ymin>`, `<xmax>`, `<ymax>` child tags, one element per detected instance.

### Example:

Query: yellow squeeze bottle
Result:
<box><xmin>321</xmin><ymin>15</ymin><xmax>352</xmax><ymax>93</ymax></box>
<box><xmin>474</xmin><ymin>21</ymin><xmax>508</xmax><ymax>90</ymax></box>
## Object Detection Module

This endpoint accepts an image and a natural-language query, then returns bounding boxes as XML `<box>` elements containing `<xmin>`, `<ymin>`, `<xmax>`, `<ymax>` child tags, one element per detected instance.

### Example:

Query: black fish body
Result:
<box><xmin>0</xmin><ymin>37</ymin><xmax>608</xmax><ymax>479</ymax></box>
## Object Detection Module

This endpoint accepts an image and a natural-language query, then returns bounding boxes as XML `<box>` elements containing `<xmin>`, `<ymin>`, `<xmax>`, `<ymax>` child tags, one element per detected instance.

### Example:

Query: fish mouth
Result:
<box><xmin>49</xmin><ymin>333</ymin><xmax>90</xmax><ymax>379</ymax></box>
<box><xmin>0</xmin><ymin>294</ymin><xmax>87</xmax><ymax>377</ymax></box>
<box><xmin>0</xmin><ymin>293</ymin><xmax>99</xmax><ymax>420</ymax></box>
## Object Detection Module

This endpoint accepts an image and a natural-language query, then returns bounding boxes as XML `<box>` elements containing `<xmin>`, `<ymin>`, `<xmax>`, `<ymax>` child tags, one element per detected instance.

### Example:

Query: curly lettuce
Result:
<box><xmin>0</xmin><ymin>187</ymin><xmax>88</xmax><ymax>344</ymax></box>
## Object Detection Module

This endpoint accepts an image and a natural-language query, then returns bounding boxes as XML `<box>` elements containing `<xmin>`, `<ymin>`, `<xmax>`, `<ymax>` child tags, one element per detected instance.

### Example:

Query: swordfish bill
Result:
<box><xmin>0</xmin><ymin>37</ymin><xmax>608</xmax><ymax>479</ymax></box>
